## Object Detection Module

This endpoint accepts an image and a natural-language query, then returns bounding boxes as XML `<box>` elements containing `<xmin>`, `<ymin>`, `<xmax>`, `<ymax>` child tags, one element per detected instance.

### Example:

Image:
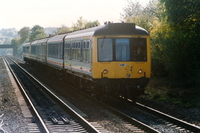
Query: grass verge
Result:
<box><xmin>144</xmin><ymin>77</ymin><xmax>200</xmax><ymax>108</ymax></box>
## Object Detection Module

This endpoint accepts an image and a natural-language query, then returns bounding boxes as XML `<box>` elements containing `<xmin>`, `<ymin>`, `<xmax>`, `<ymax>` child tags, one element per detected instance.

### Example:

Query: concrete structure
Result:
<box><xmin>0</xmin><ymin>44</ymin><xmax>17</xmax><ymax>55</ymax></box>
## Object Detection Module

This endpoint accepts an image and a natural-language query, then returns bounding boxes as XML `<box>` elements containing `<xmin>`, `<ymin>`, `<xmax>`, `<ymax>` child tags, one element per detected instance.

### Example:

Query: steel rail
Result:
<box><xmin>136</xmin><ymin>102</ymin><xmax>200</xmax><ymax>132</ymax></box>
<box><xmin>3</xmin><ymin>57</ymin><xmax>50</xmax><ymax>133</ymax></box>
<box><xmin>9</xmin><ymin>57</ymin><xmax>101</xmax><ymax>133</ymax></box>
<box><xmin>76</xmin><ymin>90</ymin><xmax>161</xmax><ymax>133</ymax></box>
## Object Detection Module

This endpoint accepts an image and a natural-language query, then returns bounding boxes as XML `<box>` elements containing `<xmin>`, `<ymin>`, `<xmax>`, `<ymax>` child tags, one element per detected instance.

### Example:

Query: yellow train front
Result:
<box><xmin>91</xmin><ymin>23</ymin><xmax>151</xmax><ymax>101</ymax></box>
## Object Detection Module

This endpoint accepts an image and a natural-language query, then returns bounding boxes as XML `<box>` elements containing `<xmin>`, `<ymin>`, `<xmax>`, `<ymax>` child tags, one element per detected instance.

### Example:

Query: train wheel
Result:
<box><xmin>91</xmin><ymin>84</ymin><xmax>104</xmax><ymax>102</ymax></box>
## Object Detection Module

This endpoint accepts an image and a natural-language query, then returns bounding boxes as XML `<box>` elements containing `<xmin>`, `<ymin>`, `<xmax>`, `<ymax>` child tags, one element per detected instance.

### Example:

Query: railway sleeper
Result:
<box><xmin>61</xmin><ymin>116</ymin><xmax>70</xmax><ymax>124</ymax></box>
<box><xmin>51</xmin><ymin>117</ymin><xmax>58</xmax><ymax>124</ymax></box>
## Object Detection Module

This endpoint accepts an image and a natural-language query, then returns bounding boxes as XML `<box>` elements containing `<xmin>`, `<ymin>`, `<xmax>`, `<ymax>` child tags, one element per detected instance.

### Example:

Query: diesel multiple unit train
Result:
<box><xmin>23</xmin><ymin>22</ymin><xmax>151</xmax><ymax>101</ymax></box>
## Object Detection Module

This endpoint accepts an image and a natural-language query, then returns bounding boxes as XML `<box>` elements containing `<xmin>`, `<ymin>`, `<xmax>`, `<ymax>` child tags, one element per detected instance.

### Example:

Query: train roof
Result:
<box><xmin>94</xmin><ymin>23</ymin><xmax>149</xmax><ymax>35</ymax></box>
<box><xmin>64</xmin><ymin>23</ymin><xmax>149</xmax><ymax>38</ymax></box>
<box><xmin>31</xmin><ymin>40</ymin><xmax>38</xmax><ymax>45</ymax></box>
<box><xmin>23</xmin><ymin>23</ymin><xmax>149</xmax><ymax>45</ymax></box>
<box><xmin>48</xmin><ymin>34</ymin><xmax>67</xmax><ymax>42</ymax></box>
<box><xmin>22</xmin><ymin>42</ymin><xmax>31</xmax><ymax>47</ymax></box>
<box><xmin>37</xmin><ymin>37</ymin><xmax>49</xmax><ymax>43</ymax></box>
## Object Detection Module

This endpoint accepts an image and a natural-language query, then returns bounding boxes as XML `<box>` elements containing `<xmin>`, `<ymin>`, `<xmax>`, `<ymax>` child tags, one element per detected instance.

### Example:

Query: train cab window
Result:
<box><xmin>131</xmin><ymin>38</ymin><xmax>147</xmax><ymax>61</ymax></box>
<box><xmin>98</xmin><ymin>38</ymin><xmax>113</xmax><ymax>61</ymax></box>
<box><xmin>115</xmin><ymin>39</ymin><xmax>130</xmax><ymax>61</ymax></box>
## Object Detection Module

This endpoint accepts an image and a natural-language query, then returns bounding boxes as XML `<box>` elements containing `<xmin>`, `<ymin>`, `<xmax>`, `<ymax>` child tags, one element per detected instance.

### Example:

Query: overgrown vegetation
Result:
<box><xmin>121</xmin><ymin>0</ymin><xmax>200</xmax><ymax>107</ymax></box>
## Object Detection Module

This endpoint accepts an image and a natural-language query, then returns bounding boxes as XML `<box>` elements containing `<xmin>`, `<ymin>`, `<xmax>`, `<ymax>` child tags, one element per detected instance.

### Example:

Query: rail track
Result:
<box><xmin>9</xmin><ymin>56</ymin><xmax>160</xmax><ymax>132</ymax></box>
<box><xmin>3</xmin><ymin>56</ymin><xmax>103</xmax><ymax>133</ymax></box>
<box><xmin>6</xmin><ymin>56</ymin><xmax>200</xmax><ymax>133</ymax></box>
<box><xmin>103</xmin><ymin>96</ymin><xmax>200</xmax><ymax>133</ymax></box>
<box><xmin>135</xmin><ymin>102</ymin><xmax>200</xmax><ymax>133</ymax></box>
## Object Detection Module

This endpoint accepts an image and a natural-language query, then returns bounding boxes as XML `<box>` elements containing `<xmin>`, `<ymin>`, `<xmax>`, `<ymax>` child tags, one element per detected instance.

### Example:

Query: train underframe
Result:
<box><xmin>25</xmin><ymin>58</ymin><xmax>149</xmax><ymax>102</ymax></box>
<box><xmin>94</xmin><ymin>77</ymin><xmax>148</xmax><ymax>100</ymax></box>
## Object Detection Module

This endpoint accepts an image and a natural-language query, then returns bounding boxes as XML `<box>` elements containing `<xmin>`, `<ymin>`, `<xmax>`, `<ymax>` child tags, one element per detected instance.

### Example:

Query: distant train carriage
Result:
<box><xmin>47</xmin><ymin>34</ymin><xmax>67</xmax><ymax>69</ymax></box>
<box><xmin>63</xmin><ymin>28</ymin><xmax>94</xmax><ymax>77</ymax></box>
<box><xmin>22</xmin><ymin>42</ymin><xmax>31</xmax><ymax>62</ymax></box>
<box><xmin>22</xmin><ymin>22</ymin><xmax>151</xmax><ymax>101</ymax></box>
<box><xmin>36</xmin><ymin>38</ymin><xmax>49</xmax><ymax>63</ymax></box>
<box><xmin>29</xmin><ymin>40</ymin><xmax>38</xmax><ymax>61</ymax></box>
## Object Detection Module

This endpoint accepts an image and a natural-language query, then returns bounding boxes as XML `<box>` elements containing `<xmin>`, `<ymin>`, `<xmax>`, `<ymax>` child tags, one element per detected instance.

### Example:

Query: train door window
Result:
<box><xmin>55</xmin><ymin>43</ymin><xmax>57</xmax><ymax>58</ymax></box>
<box><xmin>23</xmin><ymin>47</ymin><xmax>25</xmax><ymax>53</ymax></box>
<box><xmin>131</xmin><ymin>38</ymin><xmax>147</xmax><ymax>61</ymax></box>
<box><xmin>82</xmin><ymin>40</ymin><xmax>91</xmax><ymax>63</ymax></box>
<box><xmin>82</xmin><ymin>41</ymin><xmax>87</xmax><ymax>62</ymax></box>
<box><xmin>75</xmin><ymin>42</ymin><xmax>78</xmax><ymax>60</ymax></box>
<box><xmin>41</xmin><ymin>43</ymin><xmax>46</xmax><ymax>56</ymax></box>
<box><xmin>86</xmin><ymin>40</ymin><xmax>91</xmax><ymax>63</ymax></box>
<box><xmin>40</xmin><ymin>44</ymin><xmax>44</xmax><ymax>56</ymax></box>
<box><xmin>58</xmin><ymin>42</ymin><xmax>62</xmax><ymax>59</ymax></box>
<box><xmin>77</xmin><ymin>41</ymin><xmax>81</xmax><ymax>61</ymax></box>
<box><xmin>64</xmin><ymin>41</ymin><xmax>71</xmax><ymax>59</ymax></box>
<box><xmin>31</xmin><ymin>45</ymin><xmax>36</xmax><ymax>54</ymax></box>
<box><xmin>115</xmin><ymin>39</ymin><xmax>130</xmax><ymax>61</ymax></box>
<box><xmin>71</xmin><ymin>42</ymin><xmax>76</xmax><ymax>60</ymax></box>
<box><xmin>23</xmin><ymin>46</ymin><xmax>29</xmax><ymax>53</ymax></box>
<box><xmin>37</xmin><ymin>44</ymin><xmax>41</xmax><ymax>55</ymax></box>
<box><xmin>80</xmin><ymin>41</ymin><xmax>83</xmax><ymax>61</ymax></box>
<box><xmin>48</xmin><ymin>43</ymin><xmax>58</xmax><ymax>58</ymax></box>
<box><xmin>98</xmin><ymin>38</ymin><xmax>113</xmax><ymax>61</ymax></box>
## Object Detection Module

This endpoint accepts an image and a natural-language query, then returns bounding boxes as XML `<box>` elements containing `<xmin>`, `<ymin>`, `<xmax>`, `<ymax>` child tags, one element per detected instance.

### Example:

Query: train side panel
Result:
<box><xmin>47</xmin><ymin>34</ymin><xmax>67</xmax><ymax>69</ymax></box>
<box><xmin>29</xmin><ymin>40</ymin><xmax>38</xmax><ymax>61</ymax></box>
<box><xmin>22</xmin><ymin>42</ymin><xmax>31</xmax><ymax>62</ymax></box>
<box><xmin>36</xmin><ymin>38</ymin><xmax>49</xmax><ymax>63</ymax></box>
<box><xmin>64</xmin><ymin>33</ymin><xmax>93</xmax><ymax>77</ymax></box>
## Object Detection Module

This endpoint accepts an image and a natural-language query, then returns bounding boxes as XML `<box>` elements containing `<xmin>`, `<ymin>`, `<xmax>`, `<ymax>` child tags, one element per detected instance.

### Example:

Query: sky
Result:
<box><xmin>0</xmin><ymin>0</ymin><xmax>150</xmax><ymax>30</ymax></box>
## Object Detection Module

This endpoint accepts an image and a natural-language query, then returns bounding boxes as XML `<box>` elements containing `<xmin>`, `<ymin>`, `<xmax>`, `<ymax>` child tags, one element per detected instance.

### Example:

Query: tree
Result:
<box><xmin>11</xmin><ymin>38</ymin><xmax>19</xmax><ymax>46</ymax></box>
<box><xmin>121</xmin><ymin>0</ymin><xmax>143</xmax><ymax>23</ymax></box>
<box><xmin>121</xmin><ymin>0</ymin><xmax>160</xmax><ymax>33</ymax></box>
<box><xmin>121</xmin><ymin>0</ymin><xmax>167</xmax><ymax>76</ymax></box>
<box><xmin>84</xmin><ymin>20</ymin><xmax>100</xmax><ymax>28</ymax></box>
<box><xmin>159</xmin><ymin>0</ymin><xmax>200</xmax><ymax>86</ymax></box>
<box><xmin>71</xmin><ymin>17</ymin><xmax>86</xmax><ymax>30</ymax></box>
<box><xmin>18</xmin><ymin>27</ymin><xmax>30</xmax><ymax>44</ymax></box>
<box><xmin>56</xmin><ymin>25</ymin><xmax>70</xmax><ymax>35</ymax></box>
<box><xmin>71</xmin><ymin>17</ymin><xmax>100</xmax><ymax>30</ymax></box>
<box><xmin>29</xmin><ymin>25</ymin><xmax>47</xmax><ymax>41</ymax></box>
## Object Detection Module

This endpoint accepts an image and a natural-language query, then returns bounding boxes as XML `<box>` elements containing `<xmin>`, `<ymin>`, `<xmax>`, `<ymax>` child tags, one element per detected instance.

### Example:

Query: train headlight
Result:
<box><xmin>103</xmin><ymin>69</ymin><xmax>108</xmax><ymax>74</ymax></box>
<box><xmin>138</xmin><ymin>69</ymin><xmax>143</xmax><ymax>74</ymax></box>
